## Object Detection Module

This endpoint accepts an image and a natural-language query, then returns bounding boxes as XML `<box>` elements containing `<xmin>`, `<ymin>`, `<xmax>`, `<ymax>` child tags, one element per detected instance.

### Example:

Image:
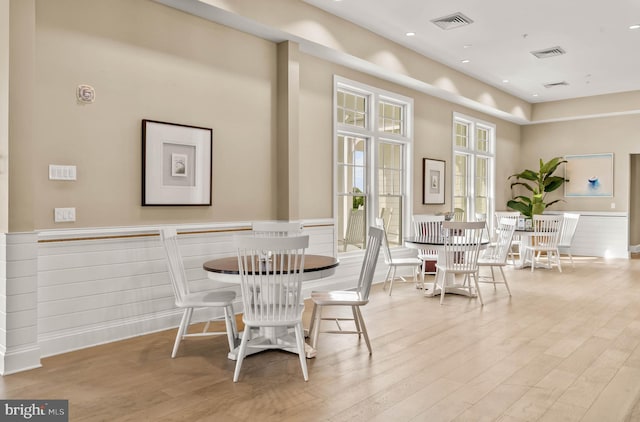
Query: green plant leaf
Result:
<box><xmin>507</xmin><ymin>199</ymin><xmax>531</xmax><ymax>217</ymax></box>
<box><xmin>544</xmin><ymin>176</ymin><xmax>566</xmax><ymax>192</ymax></box>
<box><xmin>506</xmin><ymin>156</ymin><xmax>567</xmax><ymax>216</ymax></box>
<box><xmin>510</xmin><ymin>181</ymin><xmax>534</xmax><ymax>192</ymax></box>
<box><xmin>509</xmin><ymin>169</ymin><xmax>538</xmax><ymax>181</ymax></box>
<box><xmin>513</xmin><ymin>195</ymin><xmax>532</xmax><ymax>205</ymax></box>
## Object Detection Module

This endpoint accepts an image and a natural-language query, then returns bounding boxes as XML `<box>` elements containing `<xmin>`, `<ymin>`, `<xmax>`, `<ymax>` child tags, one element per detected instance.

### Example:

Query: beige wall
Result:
<box><xmin>32</xmin><ymin>0</ymin><xmax>278</xmax><ymax>229</ymax></box>
<box><xmin>521</xmin><ymin>115</ymin><xmax>640</xmax><ymax>213</ymax></box>
<box><xmin>0</xmin><ymin>0</ymin><xmax>9</xmax><ymax>232</ymax></box>
<box><xmin>15</xmin><ymin>0</ymin><xmax>523</xmax><ymax>231</ymax></box>
<box><xmin>18</xmin><ymin>0</ymin><xmax>639</xmax><ymax>232</ymax></box>
<box><xmin>532</xmin><ymin>91</ymin><xmax>640</xmax><ymax>123</ymax></box>
<box><xmin>7</xmin><ymin>0</ymin><xmax>36</xmax><ymax>232</ymax></box>
<box><xmin>298</xmin><ymin>53</ymin><xmax>522</xmax><ymax>218</ymax></box>
<box><xmin>195</xmin><ymin>0</ymin><xmax>532</xmax><ymax>124</ymax></box>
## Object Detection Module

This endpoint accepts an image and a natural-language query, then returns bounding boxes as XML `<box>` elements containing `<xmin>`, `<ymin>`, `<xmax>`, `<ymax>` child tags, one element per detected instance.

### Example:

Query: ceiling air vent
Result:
<box><xmin>543</xmin><ymin>81</ymin><xmax>570</xmax><ymax>88</ymax></box>
<box><xmin>431</xmin><ymin>12</ymin><xmax>474</xmax><ymax>30</ymax></box>
<box><xmin>531</xmin><ymin>46</ymin><xmax>566</xmax><ymax>59</ymax></box>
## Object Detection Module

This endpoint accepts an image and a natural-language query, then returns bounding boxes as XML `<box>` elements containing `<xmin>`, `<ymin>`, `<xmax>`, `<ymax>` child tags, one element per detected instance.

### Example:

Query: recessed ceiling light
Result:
<box><xmin>461</xmin><ymin>59</ymin><xmax>470</xmax><ymax>63</ymax></box>
<box><xmin>629</xmin><ymin>24</ymin><xmax>640</xmax><ymax>30</ymax></box>
<box><xmin>502</xmin><ymin>79</ymin><xmax>510</xmax><ymax>83</ymax></box>
<box><xmin>532</xmin><ymin>93</ymin><xmax>539</xmax><ymax>97</ymax></box>
<box><xmin>463</xmin><ymin>44</ymin><xmax>472</xmax><ymax>49</ymax></box>
<box><xmin>405</xmin><ymin>32</ymin><xmax>416</xmax><ymax>37</ymax></box>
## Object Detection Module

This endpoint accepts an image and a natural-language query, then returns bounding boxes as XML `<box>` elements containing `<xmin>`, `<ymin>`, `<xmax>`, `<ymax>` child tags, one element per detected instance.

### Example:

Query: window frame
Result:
<box><xmin>334</xmin><ymin>76</ymin><xmax>413</xmax><ymax>254</ymax></box>
<box><xmin>452</xmin><ymin>112</ymin><xmax>496</xmax><ymax>229</ymax></box>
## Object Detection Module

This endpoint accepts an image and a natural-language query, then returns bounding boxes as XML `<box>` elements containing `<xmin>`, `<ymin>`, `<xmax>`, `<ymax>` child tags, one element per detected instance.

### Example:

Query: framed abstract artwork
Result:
<box><xmin>142</xmin><ymin>119</ymin><xmax>212</xmax><ymax>206</ymax></box>
<box><xmin>564</xmin><ymin>153</ymin><xmax>614</xmax><ymax>197</ymax></box>
<box><xmin>423</xmin><ymin>158</ymin><xmax>445</xmax><ymax>204</ymax></box>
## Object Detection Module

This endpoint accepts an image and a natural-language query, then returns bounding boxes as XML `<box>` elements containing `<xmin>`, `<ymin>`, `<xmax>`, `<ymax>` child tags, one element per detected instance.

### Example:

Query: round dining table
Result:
<box><xmin>203</xmin><ymin>254</ymin><xmax>339</xmax><ymax>281</ymax></box>
<box><xmin>203</xmin><ymin>254</ymin><xmax>339</xmax><ymax>360</ymax></box>
<box><xmin>404</xmin><ymin>236</ymin><xmax>488</xmax><ymax>298</ymax></box>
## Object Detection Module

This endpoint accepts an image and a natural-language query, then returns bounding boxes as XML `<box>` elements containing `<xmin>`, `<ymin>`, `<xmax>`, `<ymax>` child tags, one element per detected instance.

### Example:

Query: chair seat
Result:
<box><xmin>177</xmin><ymin>290</ymin><xmax>236</xmax><ymax>308</ymax></box>
<box><xmin>390</xmin><ymin>257</ymin><xmax>423</xmax><ymax>266</ymax></box>
<box><xmin>243</xmin><ymin>305</ymin><xmax>304</xmax><ymax>327</ymax></box>
<box><xmin>311</xmin><ymin>290</ymin><xmax>368</xmax><ymax>306</ymax></box>
<box><xmin>417</xmin><ymin>253</ymin><xmax>437</xmax><ymax>261</ymax></box>
<box><xmin>524</xmin><ymin>243</ymin><xmax>555</xmax><ymax>250</ymax></box>
<box><xmin>435</xmin><ymin>263</ymin><xmax>478</xmax><ymax>275</ymax></box>
<box><xmin>477</xmin><ymin>257</ymin><xmax>506</xmax><ymax>266</ymax></box>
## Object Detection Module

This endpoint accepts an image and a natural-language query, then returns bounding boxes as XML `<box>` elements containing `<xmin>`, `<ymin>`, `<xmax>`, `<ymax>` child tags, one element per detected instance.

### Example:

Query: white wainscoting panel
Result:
<box><xmin>546</xmin><ymin>211</ymin><xmax>628</xmax><ymax>258</ymax></box>
<box><xmin>0</xmin><ymin>232</ymin><xmax>42</xmax><ymax>375</ymax></box>
<box><xmin>34</xmin><ymin>220</ymin><xmax>388</xmax><ymax>359</ymax></box>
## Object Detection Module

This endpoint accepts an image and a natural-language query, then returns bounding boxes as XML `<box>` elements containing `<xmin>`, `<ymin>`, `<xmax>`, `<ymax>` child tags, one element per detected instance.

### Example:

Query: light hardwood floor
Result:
<box><xmin>3</xmin><ymin>256</ymin><xmax>640</xmax><ymax>421</ymax></box>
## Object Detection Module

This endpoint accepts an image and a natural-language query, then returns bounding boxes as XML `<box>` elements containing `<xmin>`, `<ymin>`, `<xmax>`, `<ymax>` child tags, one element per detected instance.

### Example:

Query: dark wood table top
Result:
<box><xmin>203</xmin><ymin>254</ymin><xmax>339</xmax><ymax>275</ymax></box>
<box><xmin>404</xmin><ymin>236</ymin><xmax>489</xmax><ymax>247</ymax></box>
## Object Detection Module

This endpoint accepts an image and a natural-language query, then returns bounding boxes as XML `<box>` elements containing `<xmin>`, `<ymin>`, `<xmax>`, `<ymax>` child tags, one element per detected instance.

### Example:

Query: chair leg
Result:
<box><xmin>233</xmin><ymin>325</ymin><xmax>252</xmax><ymax>382</ymax></box>
<box><xmin>556</xmin><ymin>250</ymin><xmax>563</xmax><ymax>273</ymax></box>
<box><xmin>229</xmin><ymin>305</ymin><xmax>239</xmax><ymax>340</ymax></box>
<box><xmin>530</xmin><ymin>249</ymin><xmax>536</xmax><ymax>272</ymax></box>
<box><xmin>472</xmin><ymin>272</ymin><xmax>484</xmax><ymax>305</ymax></box>
<box><xmin>351</xmin><ymin>306</ymin><xmax>362</xmax><ymax>338</ymax></box>
<box><xmin>569</xmin><ymin>251</ymin><xmax>574</xmax><ymax>268</ymax></box>
<box><xmin>354</xmin><ymin>306</ymin><xmax>372</xmax><ymax>354</ymax></box>
<box><xmin>382</xmin><ymin>266</ymin><xmax>392</xmax><ymax>291</ymax></box>
<box><xmin>172</xmin><ymin>308</ymin><xmax>192</xmax><ymax>358</ymax></box>
<box><xmin>418</xmin><ymin>261</ymin><xmax>426</xmax><ymax>289</ymax></box>
<box><xmin>439</xmin><ymin>271</ymin><xmax>447</xmax><ymax>305</ymax></box>
<box><xmin>294</xmin><ymin>322</ymin><xmax>309</xmax><ymax>381</ymax></box>
<box><xmin>311</xmin><ymin>304</ymin><xmax>323</xmax><ymax>349</ymax></box>
<box><xmin>223</xmin><ymin>305</ymin><xmax>237</xmax><ymax>352</ymax></box>
<box><xmin>308</xmin><ymin>303</ymin><xmax>317</xmax><ymax>339</ymax></box>
<box><xmin>499</xmin><ymin>266</ymin><xmax>512</xmax><ymax>296</ymax></box>
<box><xmin>388</xmin><ymin>266</ymin><xmax>397</xmax><ymax>296</ymax></box>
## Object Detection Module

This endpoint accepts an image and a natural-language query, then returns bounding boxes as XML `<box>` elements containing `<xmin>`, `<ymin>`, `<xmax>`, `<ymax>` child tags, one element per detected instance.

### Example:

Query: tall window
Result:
<box><xmin>335</xmin><ymin>77</ymin><xmax>412</xmax><ymax>252</ymax></box>
<box><xmin>452</xmin><ymin>113</ymin><xmax>495</xmax><ymax>227</ymax></box>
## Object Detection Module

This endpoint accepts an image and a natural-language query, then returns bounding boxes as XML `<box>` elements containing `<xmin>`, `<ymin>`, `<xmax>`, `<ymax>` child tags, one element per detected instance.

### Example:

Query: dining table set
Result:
<box><xmin>160</xmin><ymin>213</ymin><xmax>578</xmax><ymax>382</ymax></box>
<box><xmin>398</xmin><ymin>211</ymin><xmax>579</xmax><ymax>304</ymax></box>
<box><xmin>202</xmin><ymin>251</ymin><xmax>339</xmax><ymax>361</ymax></box>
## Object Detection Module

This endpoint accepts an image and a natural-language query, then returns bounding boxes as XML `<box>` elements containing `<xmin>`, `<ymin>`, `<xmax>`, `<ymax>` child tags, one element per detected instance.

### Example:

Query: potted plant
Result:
<box><xmin>507</xmin><ymin>156</ymin><xmax>568</xmax><ymax>218</ymax></box>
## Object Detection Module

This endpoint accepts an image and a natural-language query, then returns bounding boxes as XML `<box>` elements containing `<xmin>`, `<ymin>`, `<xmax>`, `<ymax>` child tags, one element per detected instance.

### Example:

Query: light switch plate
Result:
<box><xmin>54</xmin><ymin>208</ymin><xmax>76</xmax><ymax>223</ymax></box>
<box><xmin>49</xmin><ymin>165</ymin><xmax>77</xmax><ymax>181</ymax></box>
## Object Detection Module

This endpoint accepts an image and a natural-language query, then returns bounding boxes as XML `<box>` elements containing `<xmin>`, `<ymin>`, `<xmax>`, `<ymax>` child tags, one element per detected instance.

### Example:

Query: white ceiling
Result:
<box><xmin>303</xmin><ymin>0</ymin><xmax>640</xmax><ymax>103</ymax></box>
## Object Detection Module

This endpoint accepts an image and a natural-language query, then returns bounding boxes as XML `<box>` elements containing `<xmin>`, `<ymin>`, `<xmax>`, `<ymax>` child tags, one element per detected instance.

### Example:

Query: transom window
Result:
<box><xmin>335</xmin><ymin>77</ymin><xmax>413</xmax><ymax>253</ymax></box>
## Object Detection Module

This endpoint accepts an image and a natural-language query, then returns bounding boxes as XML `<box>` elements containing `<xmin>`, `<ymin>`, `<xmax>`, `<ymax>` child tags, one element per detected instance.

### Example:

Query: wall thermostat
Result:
<box><xmin>77</xmin><ymin>84</ymin><xmax>95</xmax><ymax>104</ymax></box>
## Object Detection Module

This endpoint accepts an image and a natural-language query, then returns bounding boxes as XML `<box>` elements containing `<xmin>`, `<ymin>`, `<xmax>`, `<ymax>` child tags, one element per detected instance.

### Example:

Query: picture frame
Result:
<box><xmin>142</xmin><ymin>119</ymin><xmax>212</xmax><ymax>206</ymax></box>
<box><xmin>564</xmin><ymin>153</ymin><xmax>614</xmax><ymax>197</ymax></box>
<box><xmin>423</xmin><ymin>158</ymin><xmax>445</xmax><ymax>204</ymax></box>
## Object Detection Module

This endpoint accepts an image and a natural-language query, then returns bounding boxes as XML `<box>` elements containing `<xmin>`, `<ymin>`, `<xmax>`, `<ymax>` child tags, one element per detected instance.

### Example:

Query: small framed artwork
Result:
<box><xmin>564</xmin><ymin>153</ymin><xmax>614</xmax><ymax>197</ymax></box>
<box><xmin>423</xmin><ymin>158</ymin><xmax>445</xmax><ymax>204</ymax></box>
<box><xmin>142</xmin><ymin>119</ymin><xmax>212</xmax><ymax>206</ymax></box>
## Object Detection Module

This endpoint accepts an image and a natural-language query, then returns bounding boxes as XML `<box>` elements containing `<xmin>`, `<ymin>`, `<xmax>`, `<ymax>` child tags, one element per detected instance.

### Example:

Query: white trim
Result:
<box><xmin>452</xmin><ymin>112</ymin><xmax>496</xmax><ymax>226</ymax></box>
<box><xmin>333</xmin><ymin>76</ymin><xmax>414</xmax><ymax>253</ymax></box>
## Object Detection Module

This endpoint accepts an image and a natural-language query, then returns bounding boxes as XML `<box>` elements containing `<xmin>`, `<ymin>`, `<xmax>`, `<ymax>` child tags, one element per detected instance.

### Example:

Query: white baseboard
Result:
<box><xmin>0</xmin><ymin>345</ymin><xmax>42</xmax><ymax>375</ymax></box>
<box><xmin>38</xmin><ymin>307</ymin><xmax>226</xmax><ymax>358</ymax></box>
